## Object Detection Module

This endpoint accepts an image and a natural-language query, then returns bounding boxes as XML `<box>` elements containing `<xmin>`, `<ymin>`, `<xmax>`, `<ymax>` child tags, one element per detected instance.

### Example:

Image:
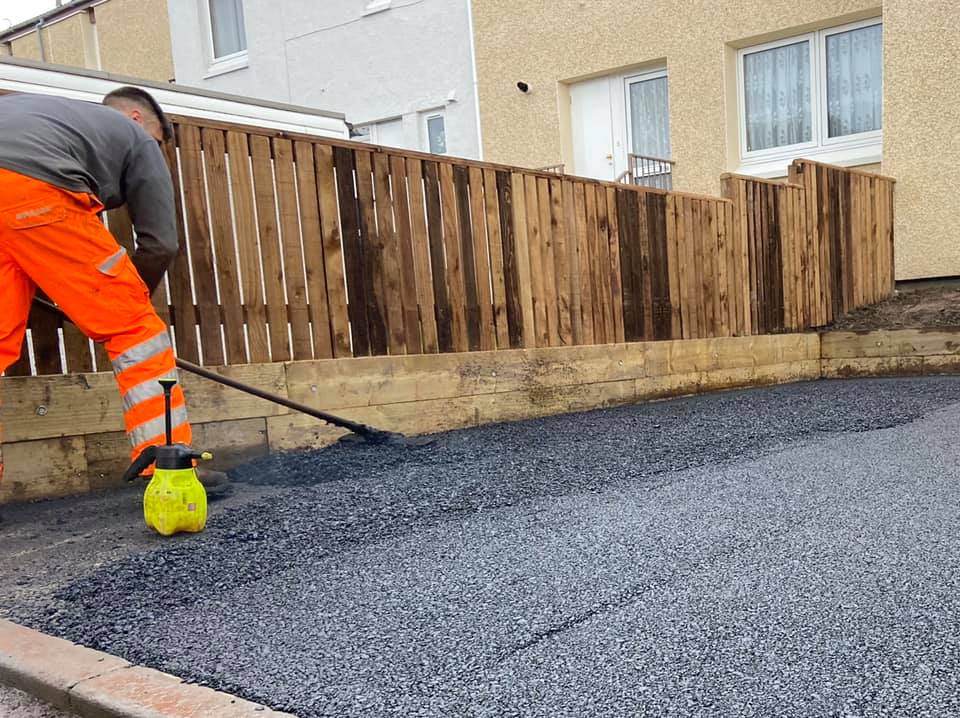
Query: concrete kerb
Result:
<box><xmin>0</xmin><ymin>620</ymin><xmax>294</xmax><ymax>718</ymax></box>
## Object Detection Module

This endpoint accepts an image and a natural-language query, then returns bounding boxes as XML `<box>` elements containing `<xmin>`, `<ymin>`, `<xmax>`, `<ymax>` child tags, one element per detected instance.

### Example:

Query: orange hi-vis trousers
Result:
<box><xmin>0</xmin><ymin>168</ymin><xmax>191</xmax><ymax>479</ymax></box>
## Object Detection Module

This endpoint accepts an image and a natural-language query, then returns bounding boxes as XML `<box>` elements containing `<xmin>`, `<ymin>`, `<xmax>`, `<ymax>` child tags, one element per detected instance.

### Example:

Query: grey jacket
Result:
<box><xmin>0</xmin><ymin>93</ymin><xmax>178</xmax><ymax>292</ymax></box>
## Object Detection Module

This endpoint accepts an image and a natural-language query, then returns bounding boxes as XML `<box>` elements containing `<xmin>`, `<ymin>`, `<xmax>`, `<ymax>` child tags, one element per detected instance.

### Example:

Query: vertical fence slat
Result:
<box><xmin>584</xmin><ymin>185</ymin><xmax>603</xmax><ymax>342</ymax></box>
<box><xmin>568</xmin><ymin>181</ymin><xmax>584</xmax><ymax>345</ymax></box>
<box><xmin>355</xmin><ymin>150</ymin><xmax>388</xmax><ymax>356</ymax></box>
<box><xmin>162</xmin><ymin>136</ymin><xmax>200</xmax><ymax>364</ymax></box>
<box><xmin>453</xmin><ymin>165</ymin><xmax>480</xmax><ymax>352</ymax></box>
<box><xmin>273</xmin><ymin>138</ymin><xmax>313</xmax><ymax>360</ymax></box>
<box><xmin>715</xmin><ymin>200</ymin><xmax>730</xmax><ymax>337</ymax></box>
<box><xmin>496</xmin><ymin>170</ymin><xmax>523</xmax><ymax>349</ymax></box>
<box><xmin>250</xmin><ymin>135</ymin><xmax>291</xmax><ymax>361</ymax></box>
<box><xmin>595</xmin><ymin>186</ymin><xmax>615</xmax><ymax>344</ymax></box>
<box><xmin>665</xmin><ymin>194</ymin><xmax>683</xmax><ymax>339</ymax></box>
<box><xmin>373</xmin><ymin>152</ymin><xmax>406</xmax><ymax>355</ymax></box>
<box><xmin>483</xmin><ymin>168</ymin><xmax>509</xmax><ymax>350</ymax></box>
<box><xmin>511</xmin><ymin>172</ymin><xmax>536</xmax><ymax>349</ymax></box>
<box><xmin>314</xmin><ymin>145</ymin><xmax>352</xmax><ymax>357</ymax></box>
<box><xmin>406</xmin><ymin>158</ymin><xmax>439</xmax><ymax>353</ymax></box>
<box><xmin>676</xmin><ymin>196</ymin><xmax>693</xmax><ymax>339</ymax></box>
<box><xmin>573</xmin><ymin>183</ymin><xmax>592</xmax><ymax>345</ymax></box>
<box><xmin>423</xmin><ymin>161</ymin><xmax>452</xmax><ymax>352</ymax></box>
<box><xmin>225</xmin><ymin>131</ymin><xmax>268</xmax><ymax>363</ymax></box>
<box><xmin>616</xmin><ymin>189</ymin><xmax>638</xmax><ymax>342</ymax></box>
<box><xmin>469</xmin><ymin>166</ymin><xmax>496</xmax><ymax>351</ymax></box>
<box><xmin>538</xmin><ymin>178</ymin><xmax>559</xmax><ymax>347</ymax></box>
<box><xmin>439</xmin><ymin>162</ymin><xmax>469</xmax><ymax>353</ymax></box>
<box><xmin>294</xmin><ymin>140</ymin><xmax>334</xmax><ymax>360</ymax></box>
<box><xmin>523</xmin><ymin>174</ymin><xmax>547</xmax><ymax>348</ymax></box>
<box><xmin>605</xmin><ymin>186</ymin><xmax>625</xmax><ymax>344</ymax></box>
<box><xmin>392</xmin><ymin>155</ymin><xmax>424</xmax><ymax>354</ymax></box>
<box><xmin>28</xmin><ymin>305</ymin><xmax>62</xmax><ymax>375</ymax></box>
<box><xmin>335</xmin><ymin>146</ymin><xmax>370</xmax><ymax>356</ymax></box>
<box><xmin>552</xmin><ymin>178</ymin><xmax>573</xmax><ymax>347</ymax></box>
<box><xmin>703</xmin><ymin>200</ymin><xmax>718</xmax><ymax>337</ymax></box>
<box><xmin>203</xmin><ymin>129</ymin><xmax>247</xmax><ymax>364</ymax></box>
<box><xmin>179</xmin><ymin>125</ymin><xmax>224</xmax><ymax>366</ymax></box>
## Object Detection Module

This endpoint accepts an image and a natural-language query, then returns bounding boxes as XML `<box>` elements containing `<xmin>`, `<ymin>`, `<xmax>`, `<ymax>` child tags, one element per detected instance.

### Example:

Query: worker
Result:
<box><xmin>0</xmin><ymin>88</ymin><xmax>227</xmax><ymax>494</ymax></box>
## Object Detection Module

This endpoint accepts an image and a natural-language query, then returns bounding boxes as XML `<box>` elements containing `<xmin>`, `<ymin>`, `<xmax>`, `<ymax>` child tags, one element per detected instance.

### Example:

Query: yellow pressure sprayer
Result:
<box><xmin>122</xmin><ymin>378</ymin><xmax>211</xmax><ymax>536</ymax></box>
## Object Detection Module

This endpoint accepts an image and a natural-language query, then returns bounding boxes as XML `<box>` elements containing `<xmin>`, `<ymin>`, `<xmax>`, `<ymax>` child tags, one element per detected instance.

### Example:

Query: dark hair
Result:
<box><xmin>103</xmin><ymin>86</ymin><xmax>173</xmax><ymax>142</ymax></box>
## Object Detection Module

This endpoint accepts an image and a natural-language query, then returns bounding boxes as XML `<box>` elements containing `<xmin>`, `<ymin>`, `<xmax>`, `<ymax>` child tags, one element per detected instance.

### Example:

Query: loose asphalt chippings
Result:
<box><xmin>5</xmin><ymin>377</ymin><xmax>960</xmax><ymax>717</ymax></box>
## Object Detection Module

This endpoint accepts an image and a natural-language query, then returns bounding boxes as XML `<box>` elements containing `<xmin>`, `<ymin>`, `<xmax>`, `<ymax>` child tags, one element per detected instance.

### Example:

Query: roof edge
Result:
<box><xmin>0</xmin><ymin>0</ymin><xmax>99</xmax><ymax>42</ymax></box>
<box><xmin>0</xmin><ymin>56</ymin><xmax>346</xmax><ymax>120</ymax></box>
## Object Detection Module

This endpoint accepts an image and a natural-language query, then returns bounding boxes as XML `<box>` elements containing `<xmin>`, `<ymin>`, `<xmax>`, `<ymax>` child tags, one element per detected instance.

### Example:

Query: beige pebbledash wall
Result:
<box><xmin>95</xmin><ymin>0</ymin><xmax>174</xmax><ymax>82</ymax></box>
<box><xmin>472</xmin><ymin>1</ymin><xmax>955</xmax><ymax>281</ymax></box>
<box><xmin>1</xmin><ymin>0</ymin><xmax>173</xmax><ymax>83</ymax></box>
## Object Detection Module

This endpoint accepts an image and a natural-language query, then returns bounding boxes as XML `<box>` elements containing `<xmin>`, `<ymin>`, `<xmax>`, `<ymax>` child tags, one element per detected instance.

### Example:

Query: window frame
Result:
<box><xmin>202</xmin><ymin>0</ymin><xmax>249</xmax><ymax>79</ymax></box>
<box><xmin>623</xmin><ymin>67</ymin><xmax>671</xmax><ymax>163</ymax></box>
<box><xmin>818</xmin><ymin>17</ymin><xmax>883</xmax><ymax>150</ymax></box>
<box><xmin>422</xmin><ymin>109</ymin><xmax>447</xmax><ymax>155</ymax></box>
<box><xmin>736</xmin><ymin>17</ymin><xmax>882</xmax><ymax>172</ymax></box>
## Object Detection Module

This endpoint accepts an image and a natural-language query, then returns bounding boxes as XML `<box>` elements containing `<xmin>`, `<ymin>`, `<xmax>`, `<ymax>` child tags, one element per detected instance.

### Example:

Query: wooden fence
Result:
<box><xmin>5</xmin><ymin>117</ymin><xmax>895</xmax><ymax>376</ymax></box>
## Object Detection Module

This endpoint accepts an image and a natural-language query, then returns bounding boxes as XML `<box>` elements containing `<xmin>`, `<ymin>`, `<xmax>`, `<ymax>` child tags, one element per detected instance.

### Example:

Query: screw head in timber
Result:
<box><xmin>36</xmin><ymin>405</ymin><xmax>48</xmax><ymax>416</ymax></box>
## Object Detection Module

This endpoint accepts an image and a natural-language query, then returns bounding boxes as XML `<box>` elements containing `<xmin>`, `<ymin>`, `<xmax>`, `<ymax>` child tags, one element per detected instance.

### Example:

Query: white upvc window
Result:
<box><xmin>203</xmin><ymin>0</ymin><xmax>248</xmax><ymax>78</ymax></box>
<box><xmin>736</xmin><ymin>18</ymin><xmax>882</xmax><ymax>175</ymax></box>
<box><xmin>422</xmin><ymin>110</ymin><xmax>447</xmax><ymax>154</ymax></box>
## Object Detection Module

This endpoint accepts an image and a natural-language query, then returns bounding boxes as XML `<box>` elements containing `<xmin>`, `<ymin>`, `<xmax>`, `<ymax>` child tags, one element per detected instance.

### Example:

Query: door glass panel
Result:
<box><xmin>628</xmin><ymin>76</ymin><xmax>671</xmax><ymax>158</ymax></box>
<box><xmin>427</xmin><ymin>115</ymin><xmax>446</xmax><ymax>154</ymax></box>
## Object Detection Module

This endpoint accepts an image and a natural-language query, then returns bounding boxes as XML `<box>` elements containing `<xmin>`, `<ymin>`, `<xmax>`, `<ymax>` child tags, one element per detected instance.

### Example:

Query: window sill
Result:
<box><xmin>204</xmin><ymin>52</ymin><xmax>249</xmax><ymax>79</ymax></box>
<box><xmin>736</xmin><ymin>141</ymin><xmax>882</xmax><ymax>179</ymax></box>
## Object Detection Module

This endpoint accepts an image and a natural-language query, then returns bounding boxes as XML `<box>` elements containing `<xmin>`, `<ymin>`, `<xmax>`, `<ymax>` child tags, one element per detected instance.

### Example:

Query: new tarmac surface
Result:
<box><xmin>3</xmin><ymin>377</ymin><xmax>960</xmax><ymax>717</ymax></box>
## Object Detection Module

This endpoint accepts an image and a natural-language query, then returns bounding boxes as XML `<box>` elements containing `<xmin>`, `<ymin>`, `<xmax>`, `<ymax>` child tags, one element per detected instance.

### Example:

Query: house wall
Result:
<box><xmin>471</xmin><ymin>0</ymin><xmax>956</xmax><ymax>281</ymax></box>
<box><xmin>96</xmin><ymin>0</ymin><xmax>175</xmax><ymax>82</ymax></box>
<box><xmin>166</xmin><ymin>0</ymin><xmax>482</xmax><ymax>158</ymax></box>
<box><xmin>0</xmin><ymin>0</ymin><xmax>173</xmax><ymax>83</ymax></box>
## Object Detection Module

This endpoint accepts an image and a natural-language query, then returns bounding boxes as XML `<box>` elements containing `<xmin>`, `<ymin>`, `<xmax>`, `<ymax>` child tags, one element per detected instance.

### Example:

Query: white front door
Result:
<box><xmin>569</xmin><ymin>69</ymin><xmax>671</xmax><ymax>182</ymax></box>
<box><xmin>570</xmin><ymin>76</ymin><xmax>616</xmax><ymax>181</ymax></box>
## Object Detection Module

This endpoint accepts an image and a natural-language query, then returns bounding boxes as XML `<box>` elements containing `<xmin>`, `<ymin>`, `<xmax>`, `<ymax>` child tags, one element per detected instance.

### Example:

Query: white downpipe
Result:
<box><xmin>466</xmin><ymin>0</ymin><xmax>483</xmax><ymax>160</ymax></box>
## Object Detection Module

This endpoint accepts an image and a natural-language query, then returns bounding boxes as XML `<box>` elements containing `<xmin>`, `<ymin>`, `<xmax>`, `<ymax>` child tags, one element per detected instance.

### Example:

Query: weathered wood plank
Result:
<box><xmin>225</xmin><ymin>131</ymin><xmax>268</xmax><ymax>362</ymax></box>
<box><xmin>552</xmin><ymin>178</ymin><xmax>573</xmax><ymax>346</ymax></box>
<box><xmin>273</xmin><ymin>138</ymin><xmax>313</xmax><ymax>360</ymax></box>
<box><xmin>250</xmin><ymin>134</ymin><xmax>291</xmax><ymax>361</ymax></box>
<box><xmin>496</xmin><ymin>170</ymin><xmax>523</xmax><ymax>349</ymax></box>
<box><xmin>574</xmin><ymin>182</ymin><xmax>594</xmax><ymax>345</ymax></box>
<box><xmin>294</xmin><ymin>140</ymin><xmax>334</xmax><ymax>359</ymax></box>
<box><xmin>440</xmin><ymin>162</ymin><xmax>469</xmax><ymax>352</ymax></box>
<box><xmin>406</xmin><ymin>158</ymin><xmax>439</xmax><ymax>353</ymax></box>
<box><xmin>538</xmin><ymin>177</ymin><xmax>559</xmax><ymax>347</ymax></box>
<box><xmin>392</xmin><ymin>155</ymin><xmax>424</xmax><ymax>353</ymax></box>
<box><xmin>665</xmin><ymin>194</ymin><xmax>683</xmax><ymax>339</ymax></box>
<box><xmin>567</xmin><ymin>180</ymin><xmax>583</xmax><ymax>345</ymax></box>
<box><xmin>605</xmin><ymin>186</ymin><xmax>625</xmax><ymax>344</ymax></box>
<box><xmin>373</xmin><ymin>152</ymin><xmax>406</xmax><ymax>354</ymax></box>
<box><xmin>452</xmin><ymin>166</ymin><xmax>479</xmax><ymax>352</ymax></box>
<box><xmin>469</xmin><ymin>166</ymin><xmax>496</xmax><ymax>351</ymax></box>
<box><xmin>355</xmin><ymin>150</ymin><xmax>388</xmax><ymax>355</ymax></box>
<box><xmin>523</xmin><ymin>174</ymin><xmax>548</xmax><ymax>347</ymax></box>
<box><xmin>423</xmin><ymin>161</ymin><xmax>452</xmax><ymax>352</ymax></box>
<box><xmin>715</xmin><ymin>199</ymin><xmax>730</xmax><ymax>337</ymax></box>
<box><xmin>163</xmin><ymin>130</ymin><xmax>200</xmax><ymax>363</ymax></box>
<box><xmin>583</xmin><ymin>182</ymin><xmax>603</xmax><ymax>343</ymax></box>
<box><xmin>482</xmin><ymin>168</ymin><xmax>510</xmax><ymax>349</ymax></box>
<box><xmin>203</xmin><ymin>128</ymin><xmax>247</xmax><ymax>364</ymax></box>
<box><xmin>314</xmin><ymin>144</ymin><xmax>352</xmax><ymax>357</ymax></box>
<box><xmin>179</xmin><ymin>126</ymin><xmax>225</xmax><ymax>365</ymax></box>
<box><xmin>511</xmin><ymin>172</ymin><xmax>536</xmax><ymax>348</ymax></box>
<box><xmin>594</xmin><ymin>186</ymin><xmax>615</xmax><ymax>344</ymax></box>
